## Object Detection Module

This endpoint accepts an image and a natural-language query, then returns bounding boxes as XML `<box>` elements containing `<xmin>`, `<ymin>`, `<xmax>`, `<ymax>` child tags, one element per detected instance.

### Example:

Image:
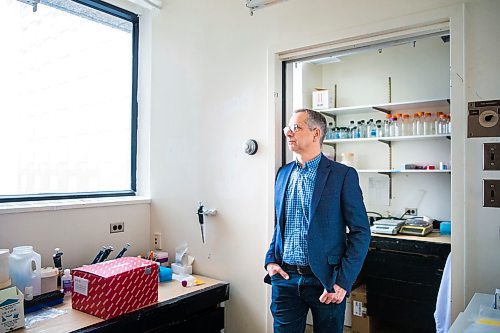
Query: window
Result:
<box><xmin>0</xmin><ymin>0</ymin><xmax>139</xmax><ymax>202</ymax></box>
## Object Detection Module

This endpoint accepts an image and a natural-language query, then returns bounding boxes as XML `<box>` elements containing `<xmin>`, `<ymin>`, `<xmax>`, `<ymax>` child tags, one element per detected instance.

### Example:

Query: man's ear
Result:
<box><xmin>313</xmin><ymin>128</ymin><xmax>321</xmax><ymax>142</ymax></box>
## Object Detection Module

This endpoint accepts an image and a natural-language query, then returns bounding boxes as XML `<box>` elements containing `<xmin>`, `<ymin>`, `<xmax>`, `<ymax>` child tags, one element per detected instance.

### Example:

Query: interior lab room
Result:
<box><xmin>0</xmin><ymin>0</ymin><xmax>499</xmax><ymax>332</ymax></box>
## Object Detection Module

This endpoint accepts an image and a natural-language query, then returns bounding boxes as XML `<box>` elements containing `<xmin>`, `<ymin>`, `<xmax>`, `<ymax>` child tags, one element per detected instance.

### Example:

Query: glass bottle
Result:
<box><xmin>351</xmin><ymin>126</ymin><xmax>359</xmax><ymax>139</ymax></box>
<box><xmin>412</xmin><ymin>113</ymin><xmax>419</xmax><ymax>136</ymax></box>
<box><xmin>438</xmin><ymin>114</ymin><xmax>446</xmax><ymax>134</ymax></box>
<box><xmin>389</xmin><ymin>117</ymin><xmax>396</xmax><ymax>137</ymax></box>
<box><xmin>354</xmin><ymin>122</ymin><xmax>362</xmax><ymax>138</ymax></box>
<box><xmin>416</xmin><ymin>112</ymin><xmax>424</xmax><ymax>136</ymax></box>
<box><xmin>368</xmin><ymin>119</ymin><xmax>377</xmax><ymax>138</ymax></box>
<box><xmin>402</xmin><ymin>114</ymin><xmax>411</xmax><ymax>136</ymax></box>
<box><xmin>384</xmin><ymin>114</ymin><xmax>391</xmax><ymax>137</ymax></box>
<box><xmin>423</xmin><ymin>112</ymin><xmax>432</xmax><ymax>135</ymax></box>
<box><xmin>361</xmin><ymin>120</ymin><xmax>368</xmax><ymax>138</ymax></box>
<box><xmin>434</xmin><ymin>112</ymin><xmax>443</xmax><ymax>134</ymax></box>
<box><xmin>395</xmin><ymin>114</ymin><xmax>403</xmax><ymax>136</ymax></box>
<box><xmin>347</xmin><ymin>121</ymin><xmax>356</xmax><ymax>138</ymax></box>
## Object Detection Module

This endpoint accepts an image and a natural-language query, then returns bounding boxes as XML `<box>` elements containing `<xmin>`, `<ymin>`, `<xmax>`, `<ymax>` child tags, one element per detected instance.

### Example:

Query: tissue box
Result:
<box><xmin>171</xmin><ymin>263</ymin><xmax>192</xmax><ymax>276</ymax></box>
<box><xmin>312</xmin><ymin>89</ymin><xmax>332</xmax><ymax>110</ymax></box>
<box><xmin>72</xmin><ymin>257</ymin><xmax>158</xmax><ymax>319</ymax></box>
<box><xmin>0</xmin><ymin>287</ymin><xmax>25</xmax><ymax>333</ymax></box>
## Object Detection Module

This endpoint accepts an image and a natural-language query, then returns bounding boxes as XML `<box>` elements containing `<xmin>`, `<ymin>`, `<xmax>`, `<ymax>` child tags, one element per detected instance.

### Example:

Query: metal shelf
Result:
<box><xmin>315</xmin><ymin>98</ymin><xmax>450</xmax><ymax>117</ymax></box>
<box><xmin>324</xmin><ymin>134</ymin><xmax>450</xmax><ymax>144</ymax></box>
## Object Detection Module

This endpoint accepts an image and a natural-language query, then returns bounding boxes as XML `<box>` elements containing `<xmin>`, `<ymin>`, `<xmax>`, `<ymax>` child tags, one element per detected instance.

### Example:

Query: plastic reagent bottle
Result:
<box><xmin>61</xmin><ymin>269</ymin><xmax>72</xmax><ymax>295</ymax></box>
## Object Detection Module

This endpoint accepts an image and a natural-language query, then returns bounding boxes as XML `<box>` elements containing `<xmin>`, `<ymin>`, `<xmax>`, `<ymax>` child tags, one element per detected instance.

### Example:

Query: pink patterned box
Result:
<box><xmin>72</xmin><ymin>257</ymin><xmax>158</xmax><ymax>319</ymax></box>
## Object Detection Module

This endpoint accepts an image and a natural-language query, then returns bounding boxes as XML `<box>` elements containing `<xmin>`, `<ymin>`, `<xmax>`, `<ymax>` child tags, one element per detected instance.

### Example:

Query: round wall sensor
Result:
<box><xmin>479</xmin><ymin>110</ymin><xmax>499</xmax><ymax>128</ymax></box>
<box><xmin>242</xmin><ymin>139</ymin><xmax>258</xmax><ymax>155</ymax></box>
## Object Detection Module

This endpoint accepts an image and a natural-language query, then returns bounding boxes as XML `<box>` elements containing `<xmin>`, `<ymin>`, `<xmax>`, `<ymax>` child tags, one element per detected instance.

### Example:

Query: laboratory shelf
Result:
<box><xmin>315</xmin><ymin>98</ymin><xmax>450</xmax><ymax>117</ymax></box>
<box><xmin>324</xmin><ymin>133</ymin><xmax>450</xmax><ymax>144</ymax></box>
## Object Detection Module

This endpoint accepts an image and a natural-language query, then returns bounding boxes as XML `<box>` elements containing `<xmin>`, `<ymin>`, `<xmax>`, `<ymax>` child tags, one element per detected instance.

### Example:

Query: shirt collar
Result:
<box><xmin>295</xmin><ymin>153</ymin><xmax>322</xmax><ymax>171</ymax></box>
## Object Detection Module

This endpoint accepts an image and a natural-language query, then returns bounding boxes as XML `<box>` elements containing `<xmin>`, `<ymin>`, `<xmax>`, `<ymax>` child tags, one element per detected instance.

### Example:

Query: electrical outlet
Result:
<box><xmin>405</xmin><ymin>208</ymin><xmax>418</xmax><ymax>216</ymax></box>
<box><xmin>110</xmin><ymin>222</ymin><xmax>124</xmax><ymax>233</ymax></box>
<box><xmin>154</xmin><ymin>232</ymin><xmax>162</xmax><ymax>250</ymax></box>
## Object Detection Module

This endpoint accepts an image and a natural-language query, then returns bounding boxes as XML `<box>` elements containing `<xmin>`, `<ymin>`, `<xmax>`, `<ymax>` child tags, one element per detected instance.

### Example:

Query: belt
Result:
<box><xmin>282</xmin><ymin>263</ymin><xmax>313</xmax><ymax>275</ymax></box>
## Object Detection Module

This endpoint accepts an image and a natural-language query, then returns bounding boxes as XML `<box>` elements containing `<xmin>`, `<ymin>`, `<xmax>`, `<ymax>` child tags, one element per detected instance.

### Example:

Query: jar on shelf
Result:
<box><xmin>340</xmin><ymin>152</ymin><xmax>355</xmax><ymax>168</ymax></box>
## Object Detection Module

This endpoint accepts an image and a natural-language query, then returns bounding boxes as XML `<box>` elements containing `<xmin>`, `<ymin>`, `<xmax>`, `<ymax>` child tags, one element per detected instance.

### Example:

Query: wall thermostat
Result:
<box><xmin>468</xmin><ymin>100</ymin><xmax>500</xmax><ymax>137</ymax></box>
<box><xmin>242</xmin><ymin>139</ymin><xmax>258</xmax><ymax>155</ymax></box>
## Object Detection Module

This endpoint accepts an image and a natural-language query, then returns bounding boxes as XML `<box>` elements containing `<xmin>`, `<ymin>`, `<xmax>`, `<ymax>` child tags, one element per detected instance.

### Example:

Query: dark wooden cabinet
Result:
<box><xmin>365</xmin><ymin>235</ymin><xmax>450</xmax><ymax>333</ymax></box>
<box><xmin>74</xmin><ymin>282</ymin><xmax>229</xmax><ymax>333</ymax></box>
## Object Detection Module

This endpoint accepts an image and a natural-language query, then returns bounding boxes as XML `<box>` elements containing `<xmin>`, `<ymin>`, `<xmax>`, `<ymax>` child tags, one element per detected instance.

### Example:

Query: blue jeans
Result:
<box><xmin>270</xmin><ymin>272</ymin><xmax>346</xmax><ymax>333</ymax></box>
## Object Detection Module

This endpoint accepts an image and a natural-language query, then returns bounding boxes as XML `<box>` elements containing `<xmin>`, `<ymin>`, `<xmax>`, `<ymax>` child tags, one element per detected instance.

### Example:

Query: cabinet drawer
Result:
<box><xmin>366</xmin><ymin>251</ymin><xmax>445</xmax><ymax>286</ymax></box>
<box><xmin>366</xmin><ymin>276</ymin><xmax>440</xmax><ymax>302</ymax></box>
<box><xmin>367</xmin><ymin>292</ymin><xmax>436</xmax><ymax>332</ymax></box>
<box><xmin>370</xmin><ymin>236</ymin><xmax>450</xmax><ymax>258</ymax></box>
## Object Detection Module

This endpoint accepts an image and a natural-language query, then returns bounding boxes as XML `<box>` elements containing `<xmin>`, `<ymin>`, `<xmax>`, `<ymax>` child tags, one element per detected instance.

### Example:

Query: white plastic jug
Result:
<box><xmin>9</xmin><ymin>246</ymin><xmax>42</xmax><ymax>298</ymax></box>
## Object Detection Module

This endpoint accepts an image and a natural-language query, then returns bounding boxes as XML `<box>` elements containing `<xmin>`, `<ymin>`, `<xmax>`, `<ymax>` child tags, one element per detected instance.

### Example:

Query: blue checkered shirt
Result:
<box><xmin>282</xmin><ymin>153</ymin><xmax>321</xmax><ymax>266</ymax></box>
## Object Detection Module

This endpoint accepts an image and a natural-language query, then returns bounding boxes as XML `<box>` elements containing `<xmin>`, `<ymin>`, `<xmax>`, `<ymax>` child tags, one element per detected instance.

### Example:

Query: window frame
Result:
<box><xmin>0</xmin><ymin>0</ymin><xmax>140</xmax><ymax>203</ymax></box>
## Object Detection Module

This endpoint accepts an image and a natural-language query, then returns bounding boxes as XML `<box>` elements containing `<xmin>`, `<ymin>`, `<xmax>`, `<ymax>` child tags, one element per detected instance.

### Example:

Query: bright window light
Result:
<box><xmin>0</xmin><ymin>0</ymin><xmax>138</xmax><ymax>201</ymax></box>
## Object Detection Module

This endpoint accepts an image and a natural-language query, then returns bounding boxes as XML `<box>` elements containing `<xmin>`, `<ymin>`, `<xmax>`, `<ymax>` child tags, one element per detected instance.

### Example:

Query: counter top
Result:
<box><xmin>371</xmin><ymin>232</ymin><xmax>451</xmax><ymax>244</ymax></box>
<box><xmin>448</xmin><ymin>293</ymin><xmax>495</xmax><ymax>333</ymax></box>
<box><xmin>21</xmin><ymin>275</ymin><xmax>229</xmax><ymax>333</ymax></box>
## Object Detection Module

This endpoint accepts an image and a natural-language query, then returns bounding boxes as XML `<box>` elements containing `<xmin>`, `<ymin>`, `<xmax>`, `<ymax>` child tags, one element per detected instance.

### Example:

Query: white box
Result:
<box><xmin>312</xmin><ymin>89</ymin><xmax>332</xmax><ymax>110</ymax></box>
<box><xmin>0</xmin><ymin>287</ymin><xmax>25</xmax><ymax>333</ymax></box>
<box><xmin>171</xmin><ymin>263</ymin><xmax>192</xmax><ymax>276</ymax></box>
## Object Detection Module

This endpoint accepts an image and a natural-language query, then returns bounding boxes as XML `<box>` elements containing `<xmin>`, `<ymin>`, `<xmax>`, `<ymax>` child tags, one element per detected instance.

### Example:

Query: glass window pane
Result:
<box><xmin>0</xmin><ymin>0</ymin><xmax>135</xmax><ymax>197</ymax></box>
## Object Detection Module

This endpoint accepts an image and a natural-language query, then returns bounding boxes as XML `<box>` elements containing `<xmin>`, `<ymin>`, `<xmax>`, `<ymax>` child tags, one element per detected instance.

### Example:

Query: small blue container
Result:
<box><xmin>159</xmin><ymin>266</ymin><xmax>172</xmax><ymax>282</ymax></box>
<box><xmin>440</xmin><ymin>221</ymin><xmax>451</xmax><ymax>235</ymax></box>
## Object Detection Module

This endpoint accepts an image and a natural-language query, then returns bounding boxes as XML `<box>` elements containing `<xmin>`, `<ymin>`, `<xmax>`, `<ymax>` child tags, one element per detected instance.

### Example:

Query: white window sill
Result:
<box><xmin>0</xmin><ymin>196</ymin><xmax>151</xmax><ymax>215</ymax></box>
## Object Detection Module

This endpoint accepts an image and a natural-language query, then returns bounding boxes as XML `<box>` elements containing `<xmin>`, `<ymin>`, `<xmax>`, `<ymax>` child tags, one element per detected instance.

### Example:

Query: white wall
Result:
<box><xmin>463</xmin><ymin>0</ymin><xmax>500</xmax><ymax>299</ymax></box>
<box><xmin>1</xmin><ymin>1</ymin><xmax>500</xmax><ymax>332</ymax></box>
<box><xmin>147</xmin><ymin>1</ymin><xmax>497</xmax><ymax>331</ymax></box>
<box><xmin>319</xmin><ymin>36</ymin><xmax>450</xmax><ymax>107</ymax></box>
<box><xmin>0</xmin><ymin>202</ymin><xmax>151</xmax><ymax>269</ymax></box>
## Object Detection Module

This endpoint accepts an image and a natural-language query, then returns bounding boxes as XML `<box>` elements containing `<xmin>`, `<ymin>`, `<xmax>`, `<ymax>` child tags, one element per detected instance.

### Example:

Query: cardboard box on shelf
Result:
<box><xmin>351</xmin><ymin>284</ymin><xmax>371</xmax><ymax>333</ymax></box>
<box><xmin>312</xmin><ymin>89</ymin><xmax>332</xmax><ymax>110</ymax></box>
<box><xmin>72</xmin><ymin>257</ymin><xmax>158</xmax><ymax>320</ymax></box>
<box><xmin>0</xmin><ymin>287</ymin><xmax>25</xmax><ymax>333</ymax></box>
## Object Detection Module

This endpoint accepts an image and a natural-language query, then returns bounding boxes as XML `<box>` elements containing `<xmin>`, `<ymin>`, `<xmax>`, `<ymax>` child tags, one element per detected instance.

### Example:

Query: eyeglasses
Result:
<box><xmin>283</xmin><ymin>124</ymin><xmax>302</xmax><ymax>135</ymax></box>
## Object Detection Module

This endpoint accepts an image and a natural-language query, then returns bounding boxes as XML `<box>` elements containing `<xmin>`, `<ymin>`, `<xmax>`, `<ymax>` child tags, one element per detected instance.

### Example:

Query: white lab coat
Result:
<box><xmin>435</xmin><ymin>252</ymin><xmax>452</xmax><ymax>333</ymax></box>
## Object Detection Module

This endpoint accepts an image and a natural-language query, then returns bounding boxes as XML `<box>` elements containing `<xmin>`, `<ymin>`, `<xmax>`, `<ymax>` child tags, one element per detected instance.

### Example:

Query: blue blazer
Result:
<box><xmin>265</xmin><ymin>154</ymin><xmax>371</xmax><ymax>293</ymax></box>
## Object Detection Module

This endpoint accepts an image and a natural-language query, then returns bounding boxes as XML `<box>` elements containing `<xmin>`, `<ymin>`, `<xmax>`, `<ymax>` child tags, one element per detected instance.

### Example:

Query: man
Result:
<box><xmin>265</xmin><ymin>109</ymin><xmax>371</xmax><ymax>333</ymax></box>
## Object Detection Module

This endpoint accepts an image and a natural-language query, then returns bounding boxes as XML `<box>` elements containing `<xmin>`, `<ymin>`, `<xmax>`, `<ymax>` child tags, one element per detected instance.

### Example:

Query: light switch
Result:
<box><xmin>484</xmin><ymin>180</ymin><xmax>500</xmax><ymax>208</ymax></box>
<box><xmin>484</xmin><ymin>143</ymin><xmax>500</xmax><ymax>170</ymax></box>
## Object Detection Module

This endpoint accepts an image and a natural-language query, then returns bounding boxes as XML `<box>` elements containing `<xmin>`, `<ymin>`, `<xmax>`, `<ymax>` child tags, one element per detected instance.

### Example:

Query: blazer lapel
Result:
<box><xmin>276</xmin><ymin>162</ymin><xmax>295</xmax><ymax>231</ymax></box>
<box><xmin>309</xmin><ymin>155</ymin><xmax>331</xmax><ymax>222</ymax></box>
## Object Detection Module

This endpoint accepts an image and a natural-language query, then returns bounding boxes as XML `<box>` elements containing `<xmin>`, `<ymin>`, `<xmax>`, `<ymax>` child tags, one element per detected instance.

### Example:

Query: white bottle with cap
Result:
<box><xmin>61</xmin><ymin>269</ymin><xmax>72</xmax><ymax>296</ymax></box>
<box><xmin>9</xmin><ymin>246</ymin><xmax>41</xmax><ymax>298</ymax></box>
